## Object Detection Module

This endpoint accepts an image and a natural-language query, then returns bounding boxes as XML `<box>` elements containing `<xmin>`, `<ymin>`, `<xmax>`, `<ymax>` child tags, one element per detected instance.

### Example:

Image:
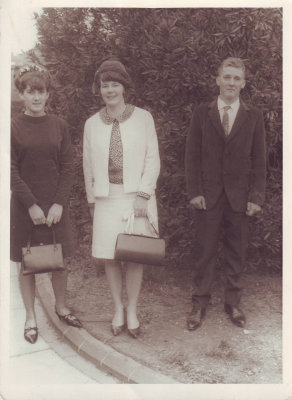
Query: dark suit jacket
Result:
<box><xmin>185</xmin><ymin>99</ymin><xmax>266</xmax><ymax>212</ymax></box>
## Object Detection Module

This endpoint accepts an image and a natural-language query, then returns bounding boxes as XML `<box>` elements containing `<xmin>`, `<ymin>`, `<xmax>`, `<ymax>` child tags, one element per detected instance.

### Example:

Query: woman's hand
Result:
<box><xmin>133</xmin><ymin>196</ymin><xmax>148</xmax><ymax>217</ymax></box>
<box><xmin>46</xmin><ymin>203</ymin><xmax>63</xmax><ymax>227</ymax></box>
<box><xmin>28</xmin><ymin>204</ymin><xmax>46</xmax><ymax>225</ymax></box>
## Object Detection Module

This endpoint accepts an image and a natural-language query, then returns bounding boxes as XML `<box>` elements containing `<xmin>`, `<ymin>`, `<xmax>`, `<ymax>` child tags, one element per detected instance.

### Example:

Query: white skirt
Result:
<box><xmin>92</xmin><ymin>183</ymin><xmax>159</xmax><ymax>259</ymax></box>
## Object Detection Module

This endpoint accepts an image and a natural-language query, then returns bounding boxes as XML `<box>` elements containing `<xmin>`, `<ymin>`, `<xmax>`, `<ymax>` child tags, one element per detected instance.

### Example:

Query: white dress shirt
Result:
<box><xmin>217</xmin><ymin>97</ymin><xmax>240</xmax><ymax>134</ymax></box>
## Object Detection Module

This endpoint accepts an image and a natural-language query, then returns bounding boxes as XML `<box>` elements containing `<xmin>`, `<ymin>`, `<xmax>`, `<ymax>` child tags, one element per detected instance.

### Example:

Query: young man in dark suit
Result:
<box><xmin>185</xmin><ymin>57</ymin><xmax>266</xmax><ymax>330</ymax></box>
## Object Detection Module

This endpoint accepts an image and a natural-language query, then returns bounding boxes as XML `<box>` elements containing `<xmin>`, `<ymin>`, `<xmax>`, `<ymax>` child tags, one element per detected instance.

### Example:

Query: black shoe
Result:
<box><xmin>55</xmin><ymin>308</ymin><xmax>82</xmax><ymax>328</ymax></box>
<box><xmin>111</xmin><ymin>324</ymin><xmax>125</xmax><ymax>336</ymax></box>
<box><xmin>224</xmin><ymin>304</ymin><xmax>246</xmax><ymax>327</ymax></box>
<box><xmin>24</xmin><ymin>327</ymin><xmax>38</xmax><ymax>344</ymax></box>
<box><xmin>128</xmin><ymin>326</ymin><xmax>140</xmax><ymax>339</ymax></box>
<box><xmin>186</xmin><ymin>301</ymin><xmax>206</xmax><ymax>331</ymax></box>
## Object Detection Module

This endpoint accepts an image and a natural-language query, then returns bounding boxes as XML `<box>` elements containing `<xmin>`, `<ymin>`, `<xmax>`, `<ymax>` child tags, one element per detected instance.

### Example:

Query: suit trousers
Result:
<box><xmin>192</xmin><ymin>191</ymin><xmax>249</xmax><ymax>307</ymax></box>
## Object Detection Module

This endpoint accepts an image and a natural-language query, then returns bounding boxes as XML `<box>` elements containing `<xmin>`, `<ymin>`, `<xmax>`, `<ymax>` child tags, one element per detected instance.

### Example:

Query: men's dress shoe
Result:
<box><xmin>224</xmin><ymin>304</ymin><xmax>246</xmax><ymax>327</ymax></box>
<box><xmin>128</xmin><ymin>326</ymin><xmax>140</xmax><ymax>339</ymax></box>
<box><xmin>187</xmin><ymin>302</ymin><xmax>206</xmax><ymax>331</ymax></box>
<box><xmin>111</xmin><ymin>324</ymin><xmax>125</xmax><ymax>336</ymax></box>
<box><xmin>24</xmin><ymin>327</ymin><xmax>38</xmax><ymax>344</ymax></box>
<box><xmin>55</xmin><ymin>309</ymin><xmax>83</xmax><ymax>328</ymax></box>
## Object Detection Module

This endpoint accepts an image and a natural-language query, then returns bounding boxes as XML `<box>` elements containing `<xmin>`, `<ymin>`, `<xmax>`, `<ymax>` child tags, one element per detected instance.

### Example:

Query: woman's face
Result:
<box><xmin>100</xmin><ymin>80</ymin><xmax>125</xmax><ymax>107</ymax></box>
<box><xmin>20</xmin><ymin>85</ymin><xmax>49</xmax><ymax>117</ymax></box>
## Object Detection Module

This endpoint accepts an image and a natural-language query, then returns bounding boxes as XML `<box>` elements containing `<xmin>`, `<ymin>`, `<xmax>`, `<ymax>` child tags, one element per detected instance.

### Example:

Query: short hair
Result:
<box><xmin>218</xmin><ymin>57</ymin><xmax>246</xmax><ymax>77</ymax></box>
<box><xmin>14</xmin><ymin>65</ymin><xmax>51</xmax><ymax>93</ymax></box>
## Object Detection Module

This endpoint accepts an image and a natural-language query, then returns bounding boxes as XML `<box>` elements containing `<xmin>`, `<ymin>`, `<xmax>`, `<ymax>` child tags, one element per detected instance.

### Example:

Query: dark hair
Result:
<box><xmin>218</xmin><ymin>57</ymin><xmax>246</xmax><ymax>77</ymax></box>
<box><xmin>92</xmin><ymin>60</ymin><xmax>132</xmax><ymax>95</ymax></box>
<box><xmin>14</xmin><ymin>65</ymin><xmax>51</xmax><ymax>93</ymax></box>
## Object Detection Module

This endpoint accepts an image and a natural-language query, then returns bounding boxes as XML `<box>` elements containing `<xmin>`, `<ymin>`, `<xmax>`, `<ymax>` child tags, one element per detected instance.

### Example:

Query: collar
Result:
<box><xmin>217</xmin><ymin>96</ymin><xmax>240</xmax><ymax>111</ymax></box>
<box><xmin>99</xmin><ymin>104</ymin><xmax>135</xmax><ymax>125</ymax></box>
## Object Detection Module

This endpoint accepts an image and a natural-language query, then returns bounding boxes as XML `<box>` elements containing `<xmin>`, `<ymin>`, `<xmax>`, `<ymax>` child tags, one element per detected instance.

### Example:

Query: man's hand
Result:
<box><xmin>246</xmin><ymin>202</ymin><xmax>261</xmax><ymax>217</ymax></box>
<box><xmin>134</xmin><ymin>196</ymin><xmax>148</xmax><ymax>217</ymax></box>
<box><xmin>46</xmin><ymin>203</ymin><xmax>63</xmax><ymax>227</ymax></box>
<box><xmin>28</xmin><ymin>204</ymin><xmax>46</xmax><ymax>225</ymax></box>
<box><xmin>190</xmin><ymin>196</ymin><xmax>206</xmax><ymax>210</ymax></box>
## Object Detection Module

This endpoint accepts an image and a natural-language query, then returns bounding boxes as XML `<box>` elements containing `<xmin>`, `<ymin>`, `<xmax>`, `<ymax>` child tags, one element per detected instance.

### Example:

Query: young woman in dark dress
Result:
<box><xmin>11</xmin><ymin>65</ymin><xmax>82</xmax><ymax>344</ymax></box>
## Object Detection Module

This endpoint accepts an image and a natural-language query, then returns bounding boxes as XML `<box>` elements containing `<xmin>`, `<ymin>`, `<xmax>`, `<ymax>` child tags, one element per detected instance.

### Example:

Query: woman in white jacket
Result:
<box><xmin>83</xmin><ymin>60</ymin><xmax>160</xmax><ymax>338</ymax></box>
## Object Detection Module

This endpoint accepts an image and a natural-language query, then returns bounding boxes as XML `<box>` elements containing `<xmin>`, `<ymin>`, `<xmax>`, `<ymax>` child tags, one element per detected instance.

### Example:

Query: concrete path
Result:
<box><xmin>8</xmin><ymin>262</ymin><xmax>117</xmax><ymax>385</ymax></box>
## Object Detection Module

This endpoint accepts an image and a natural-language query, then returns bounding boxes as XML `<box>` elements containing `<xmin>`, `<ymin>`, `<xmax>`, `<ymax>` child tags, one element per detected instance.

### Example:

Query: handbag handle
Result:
<box><xmin>124</xmin><ymin>212</ymin><xmax>159</xmax><ymax>237</ymax></box>
<box><xmin>25</xmin><ymin>226</ymin><xmax>57</xmax><ymax>252</ymax></box>
<box><xmin>145</xmin><ymin>215</ymin><xmax>159</xmax><ymax>237</ymax></box>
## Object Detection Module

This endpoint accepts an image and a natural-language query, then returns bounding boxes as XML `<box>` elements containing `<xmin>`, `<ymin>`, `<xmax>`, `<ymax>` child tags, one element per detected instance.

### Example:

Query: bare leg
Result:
<box><xmin>52</xmin><ymin>268</ymin><xmax>71</xmax><ymax>316</ymax></box>
<box><xmin>125</xmin><ymin>262</ymin><xmax>143</xmax><ymax>329</ymax></box>
<box><xmin>17</xmin><ymin>262</ymin><xmax>37</xmax><ymax>328</ymax></box>
<box><xmin>51</xmin><ymin>261</ymin><xmax>82</xmax><ymax>328</ymax></box>
<box><xmin>104</xmin><ymin>260</ymin><xmax>124</xmax><ymax>326</ymax></box>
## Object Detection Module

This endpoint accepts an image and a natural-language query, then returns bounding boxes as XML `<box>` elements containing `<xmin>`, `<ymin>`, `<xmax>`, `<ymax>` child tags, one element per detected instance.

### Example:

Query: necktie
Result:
<box><xmin>108</xmin><ymin>119</ymin><xmax>123</xmax><ymax>183</ymax></box>
<box><xmin>222</xmin><ymin>105</ymin><xmax>231</xmax><ymax>136</ymax></box>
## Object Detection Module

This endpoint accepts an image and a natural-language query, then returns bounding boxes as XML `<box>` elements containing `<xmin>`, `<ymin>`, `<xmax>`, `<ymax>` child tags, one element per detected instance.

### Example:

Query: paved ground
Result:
<box><xmin>6</xmin><ymin>263</ymin><xmax>117</xmax><ymax>388</ymax></box>
<box><xmin>1</xmin><ymin>262</ymin><xmax>290</xmax><ymax>400</ymax></box>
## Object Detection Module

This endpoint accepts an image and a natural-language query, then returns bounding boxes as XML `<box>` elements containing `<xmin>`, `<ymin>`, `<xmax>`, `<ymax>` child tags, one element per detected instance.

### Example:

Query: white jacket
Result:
<box><xmin>83</xmin><ymin>106</ymin><xmax>160</xmax><ymax>203</ymax></box>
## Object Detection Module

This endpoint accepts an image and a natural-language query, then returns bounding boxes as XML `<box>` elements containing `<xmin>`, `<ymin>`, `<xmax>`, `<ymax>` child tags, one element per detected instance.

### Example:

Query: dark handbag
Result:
<box><xmin>114</xmin><ymin>215</ymin><xmax>165</xmax><ymax>266</ymax></box>
<box><xmin>22</xmin><ymin>227</ymin><xmax>65</xmax><ymax>275</ymax></box>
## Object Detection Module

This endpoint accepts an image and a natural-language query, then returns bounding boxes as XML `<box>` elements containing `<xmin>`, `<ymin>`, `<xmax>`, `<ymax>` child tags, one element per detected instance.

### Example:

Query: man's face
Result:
<box><xmin>216</xmin><ymin>66</ymin><xmax>246</xmax><ymax>104</ymax></box>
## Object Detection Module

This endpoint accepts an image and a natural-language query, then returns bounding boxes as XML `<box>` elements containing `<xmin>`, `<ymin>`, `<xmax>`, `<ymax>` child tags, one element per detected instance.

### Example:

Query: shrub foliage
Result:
<box><xmin>24</xmin><ymin>8</ymin><xmax>282</xmax><ymax>271</ymax></box>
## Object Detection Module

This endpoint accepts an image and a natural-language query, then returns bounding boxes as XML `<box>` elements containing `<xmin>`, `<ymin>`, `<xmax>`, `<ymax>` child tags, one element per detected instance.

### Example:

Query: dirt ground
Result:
<box><xmin>65</xmin><ymin>251</ymin><xmax>282</xmax><ymax>384</ymax></box>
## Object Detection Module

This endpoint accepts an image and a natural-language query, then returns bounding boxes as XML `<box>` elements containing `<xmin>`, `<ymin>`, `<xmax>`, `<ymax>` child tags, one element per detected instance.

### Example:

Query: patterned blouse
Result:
<box><xmin>99</xmin><ymin>104</ymin><xmax>135</xmax><ymax>184</ymax></box>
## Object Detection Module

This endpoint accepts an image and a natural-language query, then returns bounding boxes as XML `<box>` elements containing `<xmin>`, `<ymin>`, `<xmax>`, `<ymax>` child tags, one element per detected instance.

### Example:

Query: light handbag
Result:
<box><xmin>22</xmin><ymin>227</ymin><xmax>65</xmax><ymax>275</ymax></box>
<box><xmin>114</xmin><ymin>212</ymin><xmax>165</xmax><ymax>266</ymax></box>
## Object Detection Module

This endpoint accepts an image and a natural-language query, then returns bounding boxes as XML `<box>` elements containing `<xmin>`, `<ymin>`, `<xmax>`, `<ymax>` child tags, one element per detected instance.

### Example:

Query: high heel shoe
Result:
<box><xmin>111</xmin><ymin>324</ymin><xmax>125</xmax><ymax>336</ymax></box>
<box><xmin>111</xmin><ymin>308</ymin><xmax>126</xmax><ymax>336</ymax></box>
<box><xmin>126</xmin><ymin>309</ymin><xmax>140</xmax><ymax>338</ymax></box>
<box><xmin>24</xmin><ymin>327</ymin><xmax>38</xmax><ymax>344</ymax></box>
<box><xmin>128</xmin><ymin>325</ymin><xmax>140</xmax><ymax>339</ymax></box>
<box><xmin>55</xmin><ymin>308</ymin><xmax>82</xmax><ymax>328</ymax></box>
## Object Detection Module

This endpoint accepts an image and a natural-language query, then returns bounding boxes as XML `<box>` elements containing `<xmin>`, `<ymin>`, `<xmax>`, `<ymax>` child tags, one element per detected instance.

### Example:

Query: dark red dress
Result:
<box><xmin>11</xmin><ymin>113</ymin><xmax>74</xmax><ymax>262</ymax></box>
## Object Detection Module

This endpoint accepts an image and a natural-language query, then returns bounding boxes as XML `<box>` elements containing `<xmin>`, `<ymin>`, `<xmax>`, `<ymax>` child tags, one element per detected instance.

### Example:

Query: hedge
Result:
<box><xmin>15</xmin><ymin>7</ymin><xmax>282</xmax><ymax>272</ymax></box>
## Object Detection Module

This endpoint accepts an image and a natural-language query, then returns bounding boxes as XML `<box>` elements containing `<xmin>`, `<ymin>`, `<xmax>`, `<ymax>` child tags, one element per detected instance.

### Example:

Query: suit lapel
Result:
<box><xmin>226</xmin><ymin>101</ymin><xmax>250</xmax><ymax>142</ymax></box>
<box><xmin>208</xmin><ymin>99</ymin><xmax>250</xmax><ymax>142</ymax></box>
<box><xmin>208</xmin><ymin>100</ymin><xmax>226</xmax><ymax>140</ymax></box>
